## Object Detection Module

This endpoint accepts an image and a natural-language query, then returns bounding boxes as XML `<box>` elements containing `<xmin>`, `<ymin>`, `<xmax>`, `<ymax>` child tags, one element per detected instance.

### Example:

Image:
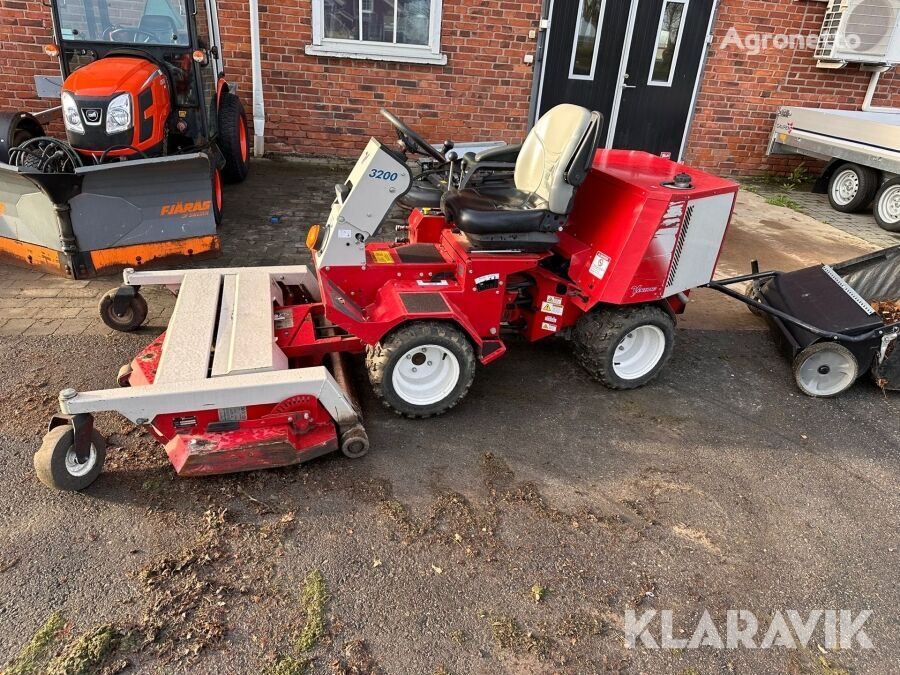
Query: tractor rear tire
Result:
<box><xmin>218</xmin><ymin>92</ymin><xmax>250</xmax><ymax>184</ymax></box>
<box><xmin>573</xmin><ymin>304</ymin><xmax>675</xmax><ymax>389</ymax></box>
<box><xmin>34</xmin><ymin>425</ymin><xmax>107</xmax><ymax>491</ymax></box>
<box><xmin>366</xmin><ymin>321</ymin><xmax>476</xmax><ymax>418</ymax></box>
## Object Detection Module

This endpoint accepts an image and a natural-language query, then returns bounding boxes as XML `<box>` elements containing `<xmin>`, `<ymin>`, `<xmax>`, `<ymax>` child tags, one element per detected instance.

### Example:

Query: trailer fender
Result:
<box><xmin>0</xmin><ymin>112</ymin><xmax>45</xmax><ymax>164</ymax></box>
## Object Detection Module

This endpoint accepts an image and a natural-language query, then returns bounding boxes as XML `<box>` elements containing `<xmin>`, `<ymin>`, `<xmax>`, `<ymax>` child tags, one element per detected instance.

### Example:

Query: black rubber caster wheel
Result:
<box><xmin>117</xmin><ymin>363</ymin><xmax>133</xmax><ymax>387</ymax></box>
<box><xmin>34</xmin><ymin>425</ymin><xmax>107</xmax><ymax>491</ymax></box>
<box><xmin>99</xmin><ymin>288</ymin><xmax>148</xmax><ymax>332</ymax></box>
<box><xmin>340</xmin><ymin>425</ymin><xmax>370</xmax><ymax>459</ymax></box>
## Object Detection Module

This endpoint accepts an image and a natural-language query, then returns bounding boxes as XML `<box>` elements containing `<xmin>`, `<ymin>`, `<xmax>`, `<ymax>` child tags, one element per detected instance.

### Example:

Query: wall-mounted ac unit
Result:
<box><xmin>815</xmin><ymin>0</ymin><xmax>900</xmax><ymax>67</ymax></box>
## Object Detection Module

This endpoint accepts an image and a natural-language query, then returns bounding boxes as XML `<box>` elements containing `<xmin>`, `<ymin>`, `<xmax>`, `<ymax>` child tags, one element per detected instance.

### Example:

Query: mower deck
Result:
<box><xmin>57</xmin><ymin>265</ymin><xmax>367</xmax><ymax>477</ymax></box>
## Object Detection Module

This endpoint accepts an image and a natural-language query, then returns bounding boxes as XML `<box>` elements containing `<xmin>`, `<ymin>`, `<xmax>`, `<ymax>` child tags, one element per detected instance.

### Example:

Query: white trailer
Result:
<box><xmin>768</xmin><ymin>106</ymin><xmax>900</xmax><ymax>232</ymax></box>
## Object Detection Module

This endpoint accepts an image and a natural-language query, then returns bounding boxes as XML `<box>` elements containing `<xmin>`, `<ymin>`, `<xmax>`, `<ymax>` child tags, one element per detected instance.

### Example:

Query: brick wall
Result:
<box><xmin>218</xmin><ymin>0</ymin><xmax>542</xmax><ymax>156</ymax></box>
<box><xmin>684</xmin><ymin>0</ymin><xmax>900</xmax><ymax>176</ymax></box>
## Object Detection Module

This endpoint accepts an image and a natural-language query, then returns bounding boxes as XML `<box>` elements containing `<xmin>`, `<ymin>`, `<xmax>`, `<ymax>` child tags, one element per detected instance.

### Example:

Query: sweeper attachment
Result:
<box><xmin>708</xmin><ymin>245</ymin><xmax>900</xmax><ymax>397</ymax></box>
<box><xmin>37</xmin><ymin>104</ymin><xmax>741</xmax><ymax>490</ymax></box>
<box><xmin>0</xmin><ymin>0</ymin><xmax>250</xmax><ymax>278</ymax></box>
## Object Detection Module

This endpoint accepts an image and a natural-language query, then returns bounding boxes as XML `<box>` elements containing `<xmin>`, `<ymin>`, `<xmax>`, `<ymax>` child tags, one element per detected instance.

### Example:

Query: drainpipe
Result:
<box><xmin>861</xmin><ymin>66</ymin><xmax>899</xmax><ymax>114</ymax></box>
<box><xmin>249</xmin><ymin>0</ymin><xmax>265</xmax><ymax>157</ymax></box>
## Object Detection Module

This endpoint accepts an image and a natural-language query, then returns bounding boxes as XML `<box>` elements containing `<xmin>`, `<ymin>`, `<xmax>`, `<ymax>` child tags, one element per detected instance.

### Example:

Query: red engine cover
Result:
<box><xmin>63</xmin><ymin>56</ymin><xmax>171</xmax><ymax>156</ymax></box>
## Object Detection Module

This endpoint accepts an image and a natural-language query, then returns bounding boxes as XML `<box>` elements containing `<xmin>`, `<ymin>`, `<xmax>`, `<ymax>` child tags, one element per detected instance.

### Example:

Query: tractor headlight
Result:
<box><xmin>61</xmin><ymin>92</ymin><xmax>84</xmax><ymax>134</ymax></box>
<box><xmin>106</xmin><ymin>93</ymin><xmax>132</xmax><ymax>135</ymax></box>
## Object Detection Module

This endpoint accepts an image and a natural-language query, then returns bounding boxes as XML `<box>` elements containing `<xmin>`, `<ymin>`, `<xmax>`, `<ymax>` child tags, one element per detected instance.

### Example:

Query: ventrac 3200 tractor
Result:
<box><xmin>0</xmin><ymin>0</ymin><xmax>250</xmax><ymax>278</ymax></box>
<box><xmin>35</xmin><ymin>104</ymin><xmax>742</xmax><ymax>491</ymax></box>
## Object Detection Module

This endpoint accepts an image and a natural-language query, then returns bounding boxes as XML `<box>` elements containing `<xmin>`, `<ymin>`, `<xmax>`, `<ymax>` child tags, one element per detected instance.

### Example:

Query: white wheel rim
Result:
<box><xmin>392</xmin><ymin>344</ymin><xmax>460</xmax><ymax>406</ymax></box>
<box><xmin>877</xmin><ymin>185</ymin><xmax>900</xmax><ymax>224</ymax></box>
<box><xmin>65</xmin><ymin>445</ymin><xmax>97</xmax><ymax>477</ymax></box>
<box><xmin>612</xmin><ymin>325</ymin><xmax>667</xmax><ymax>380</ymax></box>
<box><xmin>797</xmin><ymin>349</ymin><xmax>856</xmax><ymax>396</ymax></box>
<box><xmin>832</xmin><ymin>169</ymin><xmax>860</xmax><ymax>206</ymax></box>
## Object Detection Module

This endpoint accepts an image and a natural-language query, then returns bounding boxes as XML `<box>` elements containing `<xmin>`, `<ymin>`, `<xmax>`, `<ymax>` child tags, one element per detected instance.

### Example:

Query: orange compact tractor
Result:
<box><xmin>0</xmin><ymin>0</ymin><xmax>250</xmax><ymax>278</ymax></box>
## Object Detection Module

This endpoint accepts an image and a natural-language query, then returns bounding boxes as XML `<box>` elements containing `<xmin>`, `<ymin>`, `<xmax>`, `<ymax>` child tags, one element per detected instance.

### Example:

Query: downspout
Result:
<box><xmin>861</xmin><ymin>66</ymin><xmax>899</xmax><ymax>113</ymax></box>
<box><xmin>249</xmin><ymin>0</ymin><xmax>265</xmax><ymax>156</ymax></box>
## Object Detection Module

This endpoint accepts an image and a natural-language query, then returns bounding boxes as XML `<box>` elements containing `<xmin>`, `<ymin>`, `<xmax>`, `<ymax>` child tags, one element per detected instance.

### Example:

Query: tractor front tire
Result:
<box><xmin>218</xmin><ymin>92</ymin><xmax>250</xmax><ymax>183</ymax></box>
<box><xmin>573</xmin><ymin>304</ymin><xmax>675</xmax><ymax>389</ymax></box>
<box><xmin>366</xmin><ymin>321</ymin><xmax>476</xmax><ymax>418</ymax></box>
<box><xmin>34</xmin><ymin>425</ymin><xmax>107</xmax><ymax>491</ymax></box>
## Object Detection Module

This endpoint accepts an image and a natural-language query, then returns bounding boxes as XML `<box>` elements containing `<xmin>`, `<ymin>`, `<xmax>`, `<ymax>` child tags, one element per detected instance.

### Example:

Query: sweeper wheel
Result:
<box><xmin>573</xmin><ymin>304</ymin><xmax>675</xmax><ymax>389</ymax></box>
<box><xmin>99</xmin><ymin>289</ymin><xmax>148</xmax><ymax>332</ymax></box>
<box><xmin>34</xmin><ymin>425</ymin><xmax>107</xmax><ymax>491</ymax></box>
<box><xmin>366</xmin><ymin>321</ymin><xmax>476</xmax><ymax>418</ymax></box>
<box><xmin>793</xmin><ymin>342</ymin><xmax>859</xmax><ymax>398</ymax></box>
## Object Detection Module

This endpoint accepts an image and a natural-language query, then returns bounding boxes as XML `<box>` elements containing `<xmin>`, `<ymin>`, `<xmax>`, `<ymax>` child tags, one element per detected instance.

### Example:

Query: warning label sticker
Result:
<box><xmin>543</xmin><ymin>315</ymin><xmax>558</xmax><ymax>324</ymax></box>
<box><xmin>541</xmin><ymin>302</ymin><xmax>564</xmax><ymax>316</ymax></box>
<box><xmin>589</xmin><ymin>251</ymin><xmax>611</xmax><ymax>280</ymax></box>
<box><xmin>541</xmin><ymin>322</ymin><xmax>558</xmax><ymax>333</ymax></box>
<box><xmin>544</xmin><ymin>294</ymin><xmax>563</xmax><ymax>306</ymax></box>
<box><xmin>371</xmin><ymin>250</ymin><xmax>394</xmax><ymax>264</ymax></box>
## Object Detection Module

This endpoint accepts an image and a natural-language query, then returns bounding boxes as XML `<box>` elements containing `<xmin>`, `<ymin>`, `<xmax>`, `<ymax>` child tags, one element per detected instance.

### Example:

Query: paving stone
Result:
<box><xmin>53</xmin><ymin>318</ymin><xmax>95</xmax><ymax>336</ymax></box>
<box><xmin>19</xmin><ymin>287</ymin><xmax>61</xmax><ymax>298</ymax></box>
<box><xmin>23</xmin><ymin>319</ymin><xmax>65</xmax><ymax>336</ymax></box>
<box><xmin>0</xmin><ymin>319</ymin><xmax>36</xmax><ymax>335</ymax></box>
<box><xmin>55</xmin><ymin>287</ymin><xmax>104</xmax><ymax>298</ymax></box>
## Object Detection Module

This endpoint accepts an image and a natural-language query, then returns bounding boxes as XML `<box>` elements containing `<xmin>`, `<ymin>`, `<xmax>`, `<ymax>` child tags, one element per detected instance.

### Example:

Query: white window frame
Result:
<box><xmin>306</xmin><ymin>0</ymin><xmax>447</xmax><ymax>65</ymax></box>
<box><xmin>647</xmin><ymin>0</ymin><xmax>688</xmax><ymax>87</ymax></box>
<box><xmin>568</xmin><ymin>0</ymin><xmax>608</xmax><ymax>80</ymax></box>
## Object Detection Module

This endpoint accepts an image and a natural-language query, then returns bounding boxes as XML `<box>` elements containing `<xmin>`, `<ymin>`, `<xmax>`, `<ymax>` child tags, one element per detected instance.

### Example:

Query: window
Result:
<box><xmin>56</xmin><ymin>0</ymin><xmax>190</xmax><ymax>45</ymax></box>
<box><xmin>569</xmin><ymin>0</ymin><xmax>606</xmax><ymax>79</ymax></box>
<box><xmin>307</xmin><ymin>0</ymin><xmax>446</xmax><ymax>65</ymax></box>
<box><xmin>648</xmin><ymin>0</ymin><xmax>687</xmax><ymax>86</ymax></box>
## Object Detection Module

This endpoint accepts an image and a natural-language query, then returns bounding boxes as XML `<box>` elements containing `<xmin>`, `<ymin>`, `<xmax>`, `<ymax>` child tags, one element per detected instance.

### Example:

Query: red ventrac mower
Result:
<box><xmin>34</xmin><ymin>104</ymin><xmax>739</xmax><ymax>491</ymax></box>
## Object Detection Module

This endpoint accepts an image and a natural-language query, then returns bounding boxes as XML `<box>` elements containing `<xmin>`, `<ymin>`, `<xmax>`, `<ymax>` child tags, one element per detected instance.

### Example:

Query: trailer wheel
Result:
<box><xmin>793</xmin><ymin>342</ymin><xmax>859</xmax><ymax>398</ymax></box>
<box><xmin>99</xmin><ymin>289</ymin><xmax>148</xmax><ymax>332</ymax></box>
<box><xmin>366</xmin><ymin>321</ymin><xmax>476</xmax><ymax>418</ymax></box>
<box><xmin>873</xmin><ymin>177</ymin><xmax>900</xmax><ymax>232</ymax></box>
<box><xmin>827</xmin><ymin>163</ymin><xmax>878</xmax><ymax>213</ymax></box>
<box><xmin>573</xmin><ymin>305</ymin><xmax>675</xmax><ymax>389</ymax></box>
<box><xmin>218</xmin><ymin>92</ymin><xmax>250</xmax><ymax>183</ymax></box>
<box><xmin>34</xmin><ymin>425</ymin><xmax>107</xmax><ymax>491</ymax></box>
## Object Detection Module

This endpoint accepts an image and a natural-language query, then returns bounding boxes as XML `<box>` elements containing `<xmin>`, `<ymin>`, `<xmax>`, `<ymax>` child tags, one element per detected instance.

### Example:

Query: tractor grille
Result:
<box><xmin>400</xmin><ymin>293</ymin><xmax>449</xmax><ymax>314</ymax></box>
<box><xmin>666</xmin><ymin>204</ymin><xmax>694</xmax><ymax>289</ymax></box>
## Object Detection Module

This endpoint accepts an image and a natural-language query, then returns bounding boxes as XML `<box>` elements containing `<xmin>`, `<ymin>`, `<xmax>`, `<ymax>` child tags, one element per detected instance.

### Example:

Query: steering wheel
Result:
<box><xmin>380</xmin><ymin>108</ymin><xmax>445</xmax><ymax>162</ymax></box>
<box><xmin>104</xmin><ymin>26</ymin><xmax>157</xmax><ymax>43</ymax></box>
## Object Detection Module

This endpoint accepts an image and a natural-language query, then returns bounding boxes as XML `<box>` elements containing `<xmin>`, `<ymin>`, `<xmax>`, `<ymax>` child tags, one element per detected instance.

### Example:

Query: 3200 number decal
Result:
<box><xmin>368</xmin><ymin>169</ymin><xmax>399</xmax><ymax>181</ymax></box>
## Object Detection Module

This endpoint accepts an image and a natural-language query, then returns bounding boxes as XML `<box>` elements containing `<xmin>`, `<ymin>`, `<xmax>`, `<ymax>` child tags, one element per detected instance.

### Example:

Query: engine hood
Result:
<box><xmin>63</xmin><ymin>56</ymin><xmax>162</xmax><ymax>98</ymax></box>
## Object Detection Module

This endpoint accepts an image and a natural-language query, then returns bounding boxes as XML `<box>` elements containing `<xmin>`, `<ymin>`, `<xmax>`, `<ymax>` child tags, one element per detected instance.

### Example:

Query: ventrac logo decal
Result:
<box><xmin>630</xmin><ymin>285</ymin><xmax>659</xmax><ymax>295</ymax></box>
<box><xmin>160</xmin><ymin>200</ymin><xmax>211</xmax><ymax>217</ymax></box>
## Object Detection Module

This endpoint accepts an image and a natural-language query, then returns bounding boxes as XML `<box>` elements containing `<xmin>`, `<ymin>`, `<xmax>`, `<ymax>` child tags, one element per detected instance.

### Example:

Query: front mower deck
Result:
<box><xmin>53</xmin><ymin>265</ymin><xmax>366</xmax><ymax>478</ymax></box>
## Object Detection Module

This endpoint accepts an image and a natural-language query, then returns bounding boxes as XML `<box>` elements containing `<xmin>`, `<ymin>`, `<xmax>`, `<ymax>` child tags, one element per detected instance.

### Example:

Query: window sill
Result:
<box><xmin>305</xmin><ymin>43</ymin><xmax>447</xmax><ymax>66</ymax></box>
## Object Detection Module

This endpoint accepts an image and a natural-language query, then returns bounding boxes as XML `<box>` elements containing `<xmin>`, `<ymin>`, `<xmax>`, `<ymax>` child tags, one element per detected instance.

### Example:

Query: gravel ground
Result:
<box><xmin>0</xmin><ymin>326</ymin><xmax>897</xmax><ymax>674</ymax></box>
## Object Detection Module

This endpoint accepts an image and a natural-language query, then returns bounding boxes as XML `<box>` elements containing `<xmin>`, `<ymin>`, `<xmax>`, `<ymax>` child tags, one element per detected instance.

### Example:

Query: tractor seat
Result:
<box><xmin>139</xmin><ymin>14</ymin><xmax>180</xmax><ymax>37</ymax></box>
<box><xmin>441</xmin><ymin>104</ymin><xmax>602</xmax><ymax>252</ymax></box>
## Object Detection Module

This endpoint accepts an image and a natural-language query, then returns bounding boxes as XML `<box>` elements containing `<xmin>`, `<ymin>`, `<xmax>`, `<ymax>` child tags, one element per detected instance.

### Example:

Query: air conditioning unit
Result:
<box><xmin>815</xmin><ymin>0</ymin><xmax>900</xmax><ymax>66</ymax></box>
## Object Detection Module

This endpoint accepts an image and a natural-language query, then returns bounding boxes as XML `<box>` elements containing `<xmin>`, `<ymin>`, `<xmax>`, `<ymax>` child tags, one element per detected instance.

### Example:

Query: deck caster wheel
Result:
<box><xmin>340</xmin><ymin>425</ymin><xmax>370</xmax><ymax>459</ymax></box>
<box><xmin>793</xmin><ymin>342</ymin><xmax>859</xmax><ymax>398</ymax></box>
<box><xmin>99</xmin><ymin>288</ymin><xmax>148</xmax><ymax>332</ymax></box>
<box><xmin>34</xmin><ymin>425</ymin><xmax>107</xmax><ymax>491</ymax></box>
<box><xmin>366</xmin><ymin>321</ymin><xmax>476</xmax><ymax>418</ymax></box>
<box><xmin>117</xmin><ymin>364</ymin><xmax>133</xmax><ymax>387</ymax></box>
<box><xmin>573</xmin><ymin>304</ymin><xmax>675</xmax><ymax>389</ymax></box>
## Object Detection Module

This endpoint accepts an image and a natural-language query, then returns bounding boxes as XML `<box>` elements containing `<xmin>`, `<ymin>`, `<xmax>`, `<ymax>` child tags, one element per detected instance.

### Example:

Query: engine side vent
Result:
<box><xmin>666</xmin><ymin>205</ymin><xmax>694</xmax><ymax>289</ymax></box>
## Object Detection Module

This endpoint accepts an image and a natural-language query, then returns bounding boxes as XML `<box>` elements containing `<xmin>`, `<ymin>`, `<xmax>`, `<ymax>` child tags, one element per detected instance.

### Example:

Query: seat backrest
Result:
<box><xmin>514</xmin><ymin>104</ymin><xmax>600</xmax><ymax>214</ymax></box>
<box><xmin>139</xmin><ymin>14</ymin><xmax>179</xmax><ymax>35</ymax></box>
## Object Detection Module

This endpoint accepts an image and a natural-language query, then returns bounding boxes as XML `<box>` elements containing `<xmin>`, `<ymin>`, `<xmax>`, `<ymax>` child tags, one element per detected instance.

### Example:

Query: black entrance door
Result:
<box><xmin>612</xmin><ymin>0</ymin><xmax>715</xmax><ymax>157</ymax></box>
<box><xmin>537</xmin><ymin>0</ymin><xmax>632</xmax><ymax>141</ymax></box>
<box><xmin>537</xmin><ymin>0</ymin><xmax>715</xmax><ymax>159</ymax></box>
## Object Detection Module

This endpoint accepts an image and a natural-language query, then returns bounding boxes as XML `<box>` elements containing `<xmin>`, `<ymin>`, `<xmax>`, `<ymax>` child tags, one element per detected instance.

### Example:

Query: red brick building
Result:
<box><xmin>1</xmin><ymin>0</ymin><xmax>898</xmax><ymax>175</ymax></box>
